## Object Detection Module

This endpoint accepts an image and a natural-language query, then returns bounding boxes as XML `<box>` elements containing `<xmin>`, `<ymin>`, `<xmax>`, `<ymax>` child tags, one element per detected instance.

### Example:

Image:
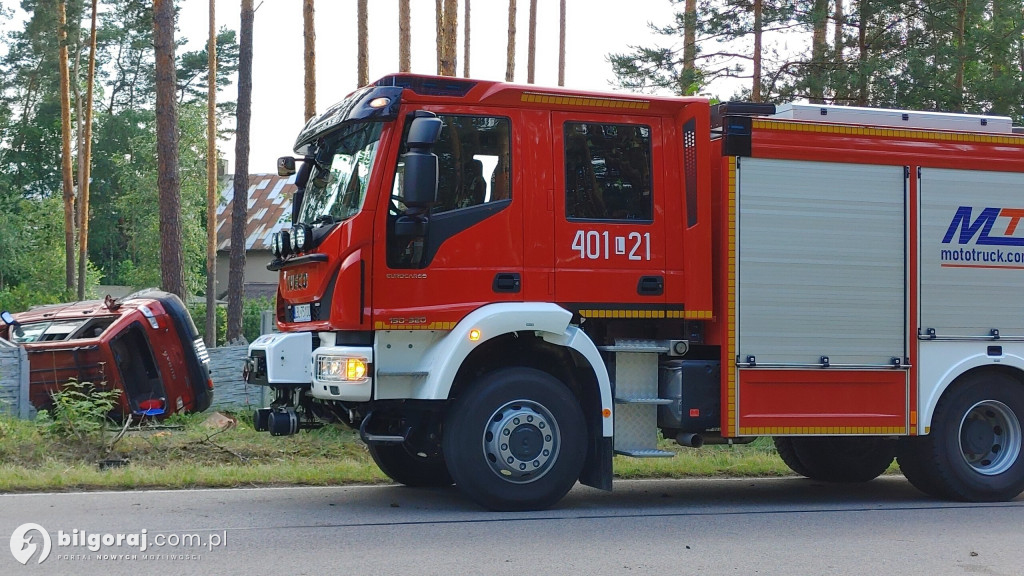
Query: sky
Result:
<box><xmin>175</xmin><ymin>0</ymin><xmax>694</xmax><ymax>173</ymax></box>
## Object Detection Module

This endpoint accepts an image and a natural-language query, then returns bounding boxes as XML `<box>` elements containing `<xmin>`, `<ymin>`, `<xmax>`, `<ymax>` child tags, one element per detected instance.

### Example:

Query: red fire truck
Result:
<box><xmin>245</xmin><ymin>74</ymin><xmax>1024</xmax><ymax>510</ymax></box>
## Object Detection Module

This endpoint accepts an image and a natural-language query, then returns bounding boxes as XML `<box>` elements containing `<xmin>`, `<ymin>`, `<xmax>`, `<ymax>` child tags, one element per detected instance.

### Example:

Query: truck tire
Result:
<box><xmin>897</xmin><ymin>371</ymin><xmax>1024</xmax><ymax>502</ymax></box>
<box><xmin>786</xmin><ymin>436</ymin><xmax>896</xmax><ymax>483</ymax></box>
<box><xmin>368</xmin><ymin>442</ymin><xmax>453</xmax><ymax>487</ymax></box>
<box><xmin>442</xmin><ymin>367</ymin><xmax>587</xmax><ymax>511</ymax></box>
<box><xmin>773</xmin><ymin>437</ymin><xmax>813</xmax><ymax>478</ymax></box>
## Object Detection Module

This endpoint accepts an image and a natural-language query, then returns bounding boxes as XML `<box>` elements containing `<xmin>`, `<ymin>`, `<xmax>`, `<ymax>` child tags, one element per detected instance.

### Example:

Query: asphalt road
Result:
<box><xmin>2</xmin><ymin>477</ymin><xmax>1022</xmax><ymax>576</ymax></box>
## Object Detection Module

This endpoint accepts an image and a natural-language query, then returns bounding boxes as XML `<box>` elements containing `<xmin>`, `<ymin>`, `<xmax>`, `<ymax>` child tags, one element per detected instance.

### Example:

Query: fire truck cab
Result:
<box><xmin>246</xmin><ymin>74</ymin><xmax>1024</xmax><ymax>510</ymax></box>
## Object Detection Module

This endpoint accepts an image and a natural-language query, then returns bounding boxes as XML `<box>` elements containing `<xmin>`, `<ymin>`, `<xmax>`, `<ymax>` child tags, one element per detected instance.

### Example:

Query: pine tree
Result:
<box><xmin>154</xmin><ymin>0</ymin><xmax>186</xmax><ymax>300</ymax></box>
<box><xmin>57</xmin><ymin>0</ymin><xmax>76</xmax><ymax>292</ymax></box>
<box><xmin>506</xmin><ymin>0</ymin><xmax>516</xmax><ymax>81</ymax></box>
<box><xmin>399</xmin><ymin>0</ymin><xmax>411</xmax><ymax>72</ymax></box>
<box><xmin>527</xmin><ymin>0</ymin><xmax>536</xmax><ymax>83</ymax></box>
<box><xmin>357</xmin><ymin>0</ymin><xmax>368</xmax><ymax>86</ymax></box>
<box><xmin>304</xmin><ymin>0</ymin><xmax>316</xmax><ymax>119</ymax></box>
<box><xmin>228</xmin><ymin>0</ymin><xmax>255</xmax><ymax>341</ymax></box>
<box><xmin>205</xmin><ymin>0</ymin><xmax>218</xmax><ymax>345</ymax></box>
<box><xmin>77</xmin><ymin>0</ymin><xmax>98</xmax><ymax>300</ymax></box>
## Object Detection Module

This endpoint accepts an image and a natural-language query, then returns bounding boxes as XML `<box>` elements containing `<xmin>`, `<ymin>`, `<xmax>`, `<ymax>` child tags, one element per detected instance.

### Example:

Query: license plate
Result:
<box><xmin>293</xmin><ymin>304</ymin><xmax>311</xmax><ymax>323</ymax></box>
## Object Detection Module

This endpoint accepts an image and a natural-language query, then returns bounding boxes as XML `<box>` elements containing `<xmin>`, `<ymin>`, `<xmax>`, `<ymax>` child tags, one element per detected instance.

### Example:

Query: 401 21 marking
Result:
<box><xmin>571</xmin><ymin>230</ymin><xmax>651</xmax><ymax>261</ymax></box>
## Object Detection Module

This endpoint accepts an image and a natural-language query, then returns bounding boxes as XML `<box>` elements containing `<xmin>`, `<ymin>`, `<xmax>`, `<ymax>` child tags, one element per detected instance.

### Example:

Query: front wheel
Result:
<box><xmin>898</xmin><ymin>371</ymin><xmax>1024</xmax><ymax>502</ymax></box>
<box><xmin>368</xmin><ymin>442</ymin><xmax>453</xmax><ymax>487</ymax></box>
<box><xmin>442</xmin><ymin>367</ymin><xmax>587</xmax><ymax>511</ymax></box>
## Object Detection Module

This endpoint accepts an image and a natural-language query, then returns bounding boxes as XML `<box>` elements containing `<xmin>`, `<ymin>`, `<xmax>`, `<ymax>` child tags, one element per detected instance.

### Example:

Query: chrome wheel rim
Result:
<box><xmin>482</xmin><ymin>399</ymin><xmax>559</xmax><ymax>484</ymax></box>
<box><xmin>958</xmin><ymin>400</ymin><xmax>1022</xmax><ymax>476</ymax></box>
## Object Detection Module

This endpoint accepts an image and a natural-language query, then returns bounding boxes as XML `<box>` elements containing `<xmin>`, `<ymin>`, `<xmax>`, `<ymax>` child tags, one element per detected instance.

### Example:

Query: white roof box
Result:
<box><xmin>773</xmin><ymin>102</ymin><xmax>1013</xmax><ymax>134</ymax></box>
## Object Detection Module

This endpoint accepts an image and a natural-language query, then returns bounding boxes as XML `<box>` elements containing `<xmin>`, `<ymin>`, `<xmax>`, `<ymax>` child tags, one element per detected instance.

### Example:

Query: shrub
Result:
<box><xmin>243</xmin><ymin>296</ymin><xmax>275</xmax><ymax>343</ymax></box>
<box><xmin>189</xmin><ymin>301</ymin><xmax>229</xmax><ymax>346</ymax></box>
<box><xmin>36</xmin><ymin>380</ymin><xmax>122</xmax><ymax>458</ymax></box>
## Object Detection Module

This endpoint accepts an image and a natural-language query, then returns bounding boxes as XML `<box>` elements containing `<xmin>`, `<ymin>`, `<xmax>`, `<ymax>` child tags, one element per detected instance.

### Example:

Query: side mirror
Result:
<box><xmin>277</xmin><ymin>156</ymin><xmax>297</xmax><ymax>176</ymax></box>
<box><xmin>401</xmin><ymin>117</ymin><xmax>443</xmax><ymax>207</ymax></box>
<box><xmin>406</xmin><ymin>116</ymin><xmax>443</xmax><ymax>148</ymax></box>
<box><xmin>0</xmin><ymin>311</ymin><xmax>15</xmax><ymax>325</ymax></box>
<box><xmin>291</xmin><ymin>160</ymin><xmax>313</xmax><ymax>224</ymax></box>
<box><xmin>401</xmin><ymin>153</ymin><xmax>438</xmax><ymax>207</ymax></box>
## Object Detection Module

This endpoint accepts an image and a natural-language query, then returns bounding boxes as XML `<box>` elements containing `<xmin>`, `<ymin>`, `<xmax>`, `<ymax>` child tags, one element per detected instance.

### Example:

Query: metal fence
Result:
<box><xmin>0</xmin><ymin>338</ymin><xmax>32</xmax><ymax>419</ymax></box>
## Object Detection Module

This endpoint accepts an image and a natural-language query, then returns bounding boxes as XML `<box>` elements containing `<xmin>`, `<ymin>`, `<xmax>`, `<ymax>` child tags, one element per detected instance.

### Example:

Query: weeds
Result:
<box><xmin>0</xmin><ymin>409</ymin><xmax>807</xmax><ymax>492</ymax></box>
<box><xmin>36</xmin><ymin>380</ymin><xmax>122</xmax><ymax>459</ymax></box>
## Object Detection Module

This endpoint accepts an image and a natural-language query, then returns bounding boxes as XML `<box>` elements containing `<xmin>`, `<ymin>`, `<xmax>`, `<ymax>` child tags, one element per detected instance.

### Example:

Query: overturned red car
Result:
<box><xmin>0</xmin><ymin>290</ymin><xmax>213</xmax><ymax>418</ymax></box>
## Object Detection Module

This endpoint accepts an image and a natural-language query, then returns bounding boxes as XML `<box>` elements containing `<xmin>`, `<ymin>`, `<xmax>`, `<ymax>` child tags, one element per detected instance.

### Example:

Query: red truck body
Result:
<box><xmin>246</xmin><ymin>74</ymin><xmax>1024</xmax><ymax>510</ymax></box>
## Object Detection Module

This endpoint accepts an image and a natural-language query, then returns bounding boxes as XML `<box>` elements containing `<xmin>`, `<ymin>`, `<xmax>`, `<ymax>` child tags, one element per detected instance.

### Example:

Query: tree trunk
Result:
<box><xmin>463</xmin><ymin>0</ymin><xmax>471</xmax><ymax>77</ymax></box>
<box><xmin>228</xmin><ymin>0</ymin><xmax>254</xmax><ymax>342</ymax></box>
<box><xmin>357</xmin><ymin>0</ymin><xmax>368</xmax><ymax>86</ymax></box>
<box><xmin>399</xmin><ymin>0</ymin><xmax>411</xmax><ymax>72</ymax></box>
<box><xmin>154</xmin><ymin>0</ymin><xmax>186</xmax><ymax>300</ymax></box>
<box><xmin>832</xmin><ymin>0</ymin><xmax>844</xmax><ymax>102</ymax></box>
<box><xmin>58</xmin><ymin>0</ymin><xmax>76</xmax><ymax>293</ymax></box>
<box><xmin>809</xmin><ymin>0</ymin><xmax>829</xmax><ymax>103</ymax></box>
<box><xmin>680</xmin><ymin>0</ymin><xmax>696</xmax><ymax>94</ymax></box>
<box><xmin>205</xmin><ymin>0</ymin><xmax>218</xmax><ymax>346</ymax></box>
<box><xmin>752</xmin><ymin>0</ymin><xmax>762</xmax><ymax>102</ymax></box>
<box><xmin>506</xmin><ymin>0</ymin><xmax>516</xmax><ymax>81</ymax></box>
<box><xmin>435</xmin><ymin>0</ymin><xmax>444</xmax><ymax>75</ymax></box>
<box><xmin>303</xmin><ymin>0</ymin><xmax>316</xmax><ymax>120</ymax></box>
<box><xmin>558</xmin><ymin>0</ymin><xmax>565</xmax><ymax>86</ymax></box>
<box><xmin>77</xmin><ymin>0</ymin><xmax>98</xmax><ymax>300</ymax></box>
<box><xmin>953</xmin><ymin>0</ymin><xmax>967</xmax><ymax>111</ymax></box>
<box><xmin>857</xmin><ymin>0</ymin><xmax>869</xmax><ymax>105</ymax></box>
<box><xmin>527</xmin><ymin>0</ymin><xmax>537</xmax><ymax>83</ymax></box>
<box><xmin>440</xmin><ymin>0</ymin><xmax>457</xmax><ymax>76</ymax></box>
<box><xmin>834</xmin><ymin>0</ymin><xmax>844</xmax><ymax>63</ymax></box>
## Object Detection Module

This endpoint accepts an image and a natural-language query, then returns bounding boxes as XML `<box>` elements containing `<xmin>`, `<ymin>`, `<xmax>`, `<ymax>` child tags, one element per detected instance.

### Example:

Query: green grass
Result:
<box><xmin>0</xmin><ymin>413</ymin><xmax>797</xmax><ymax>492</ymax></box>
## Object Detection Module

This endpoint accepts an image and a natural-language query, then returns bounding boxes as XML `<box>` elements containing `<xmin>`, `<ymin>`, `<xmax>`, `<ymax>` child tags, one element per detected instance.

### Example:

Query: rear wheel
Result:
<box><xmin>773</xmin><ymin>437</ymin><xmax>812</xmax><ymax>478</ymax></box>
<box><xmin>442</xmin><ymin>367</ymin><xmax>587</xmax><ymax>511</ymax></box>
<box><xmin>898</xmin><ymin>371</ymin><xmax>1024</xmax><ymax>502</ymax></box>
<box><xmin>780</xmin><ymin>436</ymin><xmax>896</xmax><ymax>483</ymax></box>
<box><xmin>368</xmin><ymin>442</ymin><xmax>453</xmax><ymax>487</ymax></box>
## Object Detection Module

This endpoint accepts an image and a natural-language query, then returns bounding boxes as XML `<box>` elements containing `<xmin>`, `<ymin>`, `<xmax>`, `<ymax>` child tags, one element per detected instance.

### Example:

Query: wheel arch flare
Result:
<box><xmin>376</xmin><ymin>302</ymin><xmax>614</xmax><ymax>437</ymax></box>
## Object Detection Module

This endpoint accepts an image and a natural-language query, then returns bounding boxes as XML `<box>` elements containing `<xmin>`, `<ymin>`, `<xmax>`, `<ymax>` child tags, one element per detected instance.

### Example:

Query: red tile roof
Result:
<box><xmin>217</xmin><ymin>174</ymin><xmax>295</xmax><ymax>252</ymax></box>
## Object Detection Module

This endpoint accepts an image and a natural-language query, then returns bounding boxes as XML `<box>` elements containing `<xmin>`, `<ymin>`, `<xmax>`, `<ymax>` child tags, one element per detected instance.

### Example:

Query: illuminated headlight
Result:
<box><xmin>316</xmin><ymin>355</ymin><xmax>369</xmax><ymax>383</ymax></box>
<box><xmin>293</xmin><ymin>224</ymin><xmax>310</xmax><ymax>253</ymax></box>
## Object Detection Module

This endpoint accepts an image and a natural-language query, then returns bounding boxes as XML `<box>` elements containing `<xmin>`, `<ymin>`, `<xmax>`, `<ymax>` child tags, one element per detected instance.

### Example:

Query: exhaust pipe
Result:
<box><xmin>675</xmin><ymin>432</ymin><xmax>704</xmax><ymax>448</ymax></box>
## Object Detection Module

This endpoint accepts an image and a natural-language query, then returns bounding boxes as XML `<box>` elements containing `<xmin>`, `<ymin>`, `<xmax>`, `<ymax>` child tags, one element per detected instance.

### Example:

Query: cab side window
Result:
<box><xmin>392</xmin><ymin>115</ymin><xmax>512</xmax><ymax>213</ymax></box>
<box><xmin>564</xmin><ymin>122</ymin><xmax>653</xmax><ymax>221</ymax></box>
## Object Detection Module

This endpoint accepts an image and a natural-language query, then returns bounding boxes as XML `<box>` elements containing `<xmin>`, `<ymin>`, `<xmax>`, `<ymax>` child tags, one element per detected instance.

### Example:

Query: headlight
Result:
<box><xmin>271</xmin><ymin>232</ymin><xmax>281</xmax><ymax>257</ymax></box>
<box><xmin>279</xmin><ymin>229</ymin><xmax>292</xmax><ymax>257</ymax></box>
<box><xmin>316</xmin><ymin>355</ymin><xmax>369</xmax><ymax>383</ymax></box>
<box><xmin>293</xmin><ymin>224</ymin><xmax>310</xmax><ymax>252</ymax></box>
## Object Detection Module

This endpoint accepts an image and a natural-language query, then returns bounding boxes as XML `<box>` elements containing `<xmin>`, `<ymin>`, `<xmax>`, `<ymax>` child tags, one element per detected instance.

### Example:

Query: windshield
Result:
<box><xmin>298</xmin><ymin>122</ymin><xmax>384</xmax><ymax>225</ymax></box>
<box><xmin>9</xmin><ymin>320</ymin><xmax>86</xmax><ymax>343</ymax></box>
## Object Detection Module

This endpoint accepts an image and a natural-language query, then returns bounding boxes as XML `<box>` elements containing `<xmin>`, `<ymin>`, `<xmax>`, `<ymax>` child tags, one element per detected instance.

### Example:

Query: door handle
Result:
<box><xmin>637</xmin><ymin>275</ymin><xmax>664</xmax><ymax>296</ymax></box>
<box><xmin>493</xmin><ymin>273</ymin><xmax>521</xmax><ymax>293</ymax></box>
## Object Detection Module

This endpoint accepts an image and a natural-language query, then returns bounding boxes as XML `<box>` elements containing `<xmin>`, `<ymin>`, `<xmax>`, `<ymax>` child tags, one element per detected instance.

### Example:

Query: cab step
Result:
<box><xmin>609</xmin><ymin>340</ymin><xmax>676</xmax><ymax>457</ymax></box>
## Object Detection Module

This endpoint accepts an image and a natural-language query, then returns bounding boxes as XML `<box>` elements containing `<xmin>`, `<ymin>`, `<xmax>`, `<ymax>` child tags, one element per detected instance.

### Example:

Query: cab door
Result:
<box><xmin>552</xmin><ymin>113</ymin><xmax>667</xmax><ymax>314</ymax></box>
<box><xmin>373</xmin><ymin>110</ymin><xmax>523</xmax><ymax>329</ymax></box>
